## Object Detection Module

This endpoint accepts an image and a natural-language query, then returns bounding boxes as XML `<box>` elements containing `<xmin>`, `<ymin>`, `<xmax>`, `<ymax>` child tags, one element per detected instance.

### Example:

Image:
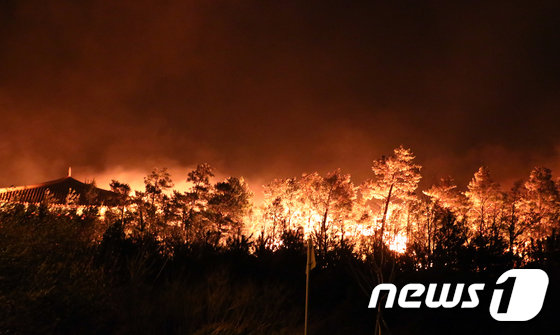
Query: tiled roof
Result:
<box><xmin>0</xmin><ymin>176</ymin><xmax>122</xmax><ymax>206</ymax></box>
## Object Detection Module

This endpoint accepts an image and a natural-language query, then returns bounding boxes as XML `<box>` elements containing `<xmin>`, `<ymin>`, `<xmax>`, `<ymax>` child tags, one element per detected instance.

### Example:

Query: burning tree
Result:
<box><xmin>520</xmin><ymin>167</ymin><xmax>560</xmax><ymax>240</ymax></box>
<box><xmin>502</xmin><ymin>181</ymin><xmax>527</xmax><ymax>256</ymax></box>
<box><xmin>261</xmin><ymin>177</ymin><xmax>300</xmax><ymax>242</ymax></box>
<box><xmin>358</xmin><ymin>146</ymin><xmax>421</xmax><ymax>335</ymax></box>
<box><xmin>299</xmin><ymin>169</ymin><xmax>356</xmax><ymax>256</ymax></box>
<box><xmin>182</xmin><ymin>163</ymin><xmax>215</xmax><ymax>243</ymax></box>
<box><xmin>422</xmin><ymin>177</ymin><xmax>466</xmax><ymax>256</ymax></box>
<box><xmin>260</xmin><ymin>170</ymin><xmax>357</xmax><ymax>254</ymax></box>
<box><xmin>423</xmin><ymin>176</ymin><xmax>465</xmax><ymax>214</ymax></box>
<box><xmin>465</xmin><ymin>166</ymin><xmax>502</xmax><ymax>236</ymax></box>
<box><xmin>208</xmin><ymin>177</ymin><xmax>253</xmax><ymax>242</ymax></box>
<box><xmin>142</xmin><ymin>168</ymin><xmax>174</xmax><ymax>233</ymax></box>
<box><xmin>362</xmin><ymin>146</ymin><xmax>422</xmax><ymax>251</ymax></box>
<box><xmin>144</xmin><ymin>168</ymin><xmax>174</xmax><ymax>207</ymax></box>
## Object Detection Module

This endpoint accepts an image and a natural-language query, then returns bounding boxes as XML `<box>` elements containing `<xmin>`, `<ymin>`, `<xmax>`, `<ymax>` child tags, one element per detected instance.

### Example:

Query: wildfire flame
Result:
<box><xmin>387</xmin><ymin>232</ymin><xmax>408</xmax><ymax>254</ymax></box>
<box><xmin>246</xmin><ymin>202</ymin><xmax>410</xmax><ymax>255</ymax></box>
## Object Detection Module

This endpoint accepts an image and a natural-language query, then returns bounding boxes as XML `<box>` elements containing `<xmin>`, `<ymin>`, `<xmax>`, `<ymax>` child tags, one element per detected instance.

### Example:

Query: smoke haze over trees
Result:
<box><xmin>0</xmin><ymin>0</ymin><xmax>559</xmax><ymax>190</ymax></box>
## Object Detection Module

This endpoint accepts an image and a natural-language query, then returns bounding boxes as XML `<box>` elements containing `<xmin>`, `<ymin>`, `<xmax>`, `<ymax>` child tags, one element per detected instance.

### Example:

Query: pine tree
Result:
<box><xmin>209</xmin><ymin>177</ymin><xmax>252</xmax><ymax>242</ymax></box>
<box><xmin>298</xmin><ymin>169</ymin><xmax>356</xmax><ymax>255</ymax></box>
<box><xmin>465</xmin><ymin>166</ymin><xmax>501</xmax><ymax>235</ymax></box>
<box><xmin>184</xmin><ymin>163</ymin><xmax>215</xmax><ymax>243</ymax></box>
<box><xmin>363</xmin><ymin>146</ymin><xmax>421</xmax><ymax>246</ymax></box>
<box><xmin>520</xmin><ymin>167</ymin><xmax>560</xmax><ymax>239</ymax></box>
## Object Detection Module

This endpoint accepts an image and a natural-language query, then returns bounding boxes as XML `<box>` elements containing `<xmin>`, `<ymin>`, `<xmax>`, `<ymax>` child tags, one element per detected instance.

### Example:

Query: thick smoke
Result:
<box><xmin>0</xmin><ymin>0</ymin><xmax>559</xmax><ymax>192</ymax></box>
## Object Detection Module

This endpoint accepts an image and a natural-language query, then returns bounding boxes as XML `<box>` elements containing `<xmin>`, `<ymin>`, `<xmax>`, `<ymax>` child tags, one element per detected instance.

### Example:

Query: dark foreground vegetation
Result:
<box><xmin>0</xmin><ymin>203</ymin><xmax>559</xmax><ymax>335</ymax></box>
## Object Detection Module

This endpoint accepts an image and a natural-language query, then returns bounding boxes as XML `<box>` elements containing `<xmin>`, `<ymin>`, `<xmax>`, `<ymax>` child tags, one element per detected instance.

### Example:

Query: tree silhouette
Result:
<box><xmin>465</xmin><ymin>166</ymin><xmax>501</xmax><ymax>235</ymax></box>
<box><xmin>363</xmin><ymin>146</ymin><xmax>421</xmax><ymax>247</ymax></box>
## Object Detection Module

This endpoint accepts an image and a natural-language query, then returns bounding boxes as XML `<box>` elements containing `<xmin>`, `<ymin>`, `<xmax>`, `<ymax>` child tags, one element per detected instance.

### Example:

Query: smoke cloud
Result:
<box><xmin>1</xmin><ymin>1</ymin><xmax>559</xmax><ymax>193</ymax></box>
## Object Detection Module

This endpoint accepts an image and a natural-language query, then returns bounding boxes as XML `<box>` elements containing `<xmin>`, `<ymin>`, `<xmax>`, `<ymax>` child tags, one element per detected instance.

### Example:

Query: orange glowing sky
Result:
<box><xmin>0</xmin><ymin>1</ymin><xmax>559</xmax><ymax>192</ymax></box>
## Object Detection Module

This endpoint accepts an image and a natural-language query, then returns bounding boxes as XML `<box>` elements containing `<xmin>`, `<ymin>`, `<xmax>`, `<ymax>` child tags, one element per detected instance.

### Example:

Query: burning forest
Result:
<box><xmin>2</xmin><ymin>1</ymin><xmax>560</xmax><ymax>334</ymax></box>
<box><xmin>2</xmin><ymin>146</ymin><xmax>559</xmax><ymax>334</ymax></box>
<box><xmin>78</xmin><ymin>146</ymin><xmax>559</xmax><ymax>268</ymax></box>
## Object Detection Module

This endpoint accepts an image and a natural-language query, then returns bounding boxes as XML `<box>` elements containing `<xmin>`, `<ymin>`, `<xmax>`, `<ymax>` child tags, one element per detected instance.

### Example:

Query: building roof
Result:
<box><xmin>0</xmin><ymin>176</ymin><xmax>123</xmax><ymax>206</ymax></box>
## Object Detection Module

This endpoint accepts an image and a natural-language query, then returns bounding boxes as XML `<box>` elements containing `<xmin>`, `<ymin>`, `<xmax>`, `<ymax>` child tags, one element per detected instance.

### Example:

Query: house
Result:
<box><xmin>0</xmin><ymin>168</ymin><xmax>122</xmax><ymax>206</ymax></box>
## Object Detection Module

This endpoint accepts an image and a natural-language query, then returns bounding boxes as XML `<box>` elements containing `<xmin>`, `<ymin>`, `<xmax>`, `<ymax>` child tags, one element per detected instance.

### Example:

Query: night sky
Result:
<box><xmin>1</xmin><ymin>1</ymin><xmax>559</xmax><ymax>192</ymax></box>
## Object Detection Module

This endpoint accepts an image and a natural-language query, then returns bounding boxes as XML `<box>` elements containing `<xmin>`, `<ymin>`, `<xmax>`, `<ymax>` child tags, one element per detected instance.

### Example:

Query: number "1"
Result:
<box><xmin>494</xmin><ymin>275</ymin><xmax>516</xmax><ymax>313</ymax></box>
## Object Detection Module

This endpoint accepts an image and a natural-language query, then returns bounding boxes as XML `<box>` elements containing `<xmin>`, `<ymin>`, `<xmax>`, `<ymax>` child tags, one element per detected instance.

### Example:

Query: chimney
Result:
<box><xmin>68</xmin><ymin>166</ymin><xmax>72</xmax><ymax>177</ymax></box>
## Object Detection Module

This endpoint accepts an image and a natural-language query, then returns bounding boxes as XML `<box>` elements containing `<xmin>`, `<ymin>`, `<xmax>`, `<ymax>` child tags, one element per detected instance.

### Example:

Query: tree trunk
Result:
<box><xmin>379</xmin><ymin>183</ymin><xmax>394</xmax><ymax>247</ymax></box>
<box><xmin>320</xmin><ymin>188</ymin><xmax>333</xmax><ymax>257</ymax></box>
<box><xmin>321</xmin><ymin>206</ymin><xmax>329</xmax><ymax>256</ymax></box>
<box><xmin>509</xmin><ymin>203</ymin><xmax>515</xmax><ymax>254</ymax></box>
